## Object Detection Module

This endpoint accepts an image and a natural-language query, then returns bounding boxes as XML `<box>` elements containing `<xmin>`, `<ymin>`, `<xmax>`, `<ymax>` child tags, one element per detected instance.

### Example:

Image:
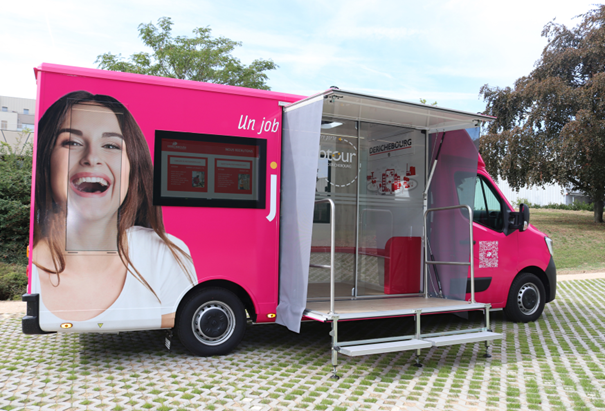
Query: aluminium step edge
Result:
<box><xmin>339</xmin><ymin>339</ymin><xmax>432</xmax><ymax>357</ymax></box>
<box><xmin>424</xmin><ymin>331</ymin><xmax>502</xmax><ymax>347</ymax></box>
<box><xmin>338</xmin><ymin>331</ymin><xmax>502</xmax><ymax>357</ymax></box>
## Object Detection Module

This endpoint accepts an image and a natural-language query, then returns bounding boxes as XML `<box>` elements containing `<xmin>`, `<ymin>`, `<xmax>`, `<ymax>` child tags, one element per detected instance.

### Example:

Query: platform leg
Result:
<box><xmin>484</xmin><ymin>340</ymin><xmax>492</xmax><ymax>358</ymax></box>
<box><xmin>331</xmin><ymin>349</ymin><xmax>339</xmax><ymax>380</ymax></box>
<box><xmin>484</xmin><ymin>304</ymin><xmax>492</xmax><ymax>358</ymax></box>
<box><xmin>330</xmin><ymin>316</ymin><xmax>340</xmax><ymax>380</ymax></box>
<box><xmin>414</xmin><ymin>310</ymin><xmax>423</xmax><ymax>367</ymax></box>
<box><xmin>414</xmin><ymin>349</ymin><xmax>423</xmax><ymax>367</ymax></box>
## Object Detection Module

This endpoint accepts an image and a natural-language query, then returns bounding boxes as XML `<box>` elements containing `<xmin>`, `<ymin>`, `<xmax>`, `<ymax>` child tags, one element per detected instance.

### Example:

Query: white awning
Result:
<box><xmin>284</xmin><ymin>89</ymin><xmax>494</xmax><ymax>133</ymax></box>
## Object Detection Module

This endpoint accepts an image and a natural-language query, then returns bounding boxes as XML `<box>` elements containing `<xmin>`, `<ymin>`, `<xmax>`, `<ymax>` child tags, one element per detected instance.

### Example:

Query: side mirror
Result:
<box><xmin>505</xmin><ymin>203</ymin><xmax>530</xmax><ymax>235</ymax></box>
<box><xmin>519</xmin><ymin>203</ymin><xmax>530</xmax><ymax>231</ymax></box>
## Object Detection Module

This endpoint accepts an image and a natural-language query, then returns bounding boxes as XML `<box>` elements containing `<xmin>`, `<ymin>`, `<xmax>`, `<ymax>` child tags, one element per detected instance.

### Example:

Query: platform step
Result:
<box><xmin>339</xmin><ymin>339</ymin><xmax>432</xmax><ymax>357</ymax></box>
<box><xmin>425</xmin><ymin>331</ymin><xmax>502</xmax><ymax>347</ymax></box>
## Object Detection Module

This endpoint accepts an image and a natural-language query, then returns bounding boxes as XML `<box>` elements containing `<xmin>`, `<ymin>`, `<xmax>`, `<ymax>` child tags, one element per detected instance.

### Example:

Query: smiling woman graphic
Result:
<box><xmin>31</xmin><ymin>91</ymin><xmax>196</xmax><ymax>332</ymax></box>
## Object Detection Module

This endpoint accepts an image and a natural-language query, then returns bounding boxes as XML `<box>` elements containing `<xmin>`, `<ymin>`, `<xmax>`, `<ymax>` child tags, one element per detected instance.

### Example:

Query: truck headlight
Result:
<box><xmin>545</xmin><ymin>236</ymin><xmax>554</xmax><ymax>257</ymax></box>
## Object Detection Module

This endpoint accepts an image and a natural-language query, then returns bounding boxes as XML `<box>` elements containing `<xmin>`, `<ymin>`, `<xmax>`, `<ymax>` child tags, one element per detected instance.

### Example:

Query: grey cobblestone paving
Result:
<box><xmin>1</xmin><ymin>279</ymin><xmax>604</xmax><ymax>410</ymax></box>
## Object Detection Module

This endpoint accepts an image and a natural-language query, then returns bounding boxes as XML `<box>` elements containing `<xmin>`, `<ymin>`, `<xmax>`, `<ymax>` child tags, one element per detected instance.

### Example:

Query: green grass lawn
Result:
<box><xmin>530</xmin><ymin>208</ymin><xmax>605</xmax><ymax>273</ymax></box>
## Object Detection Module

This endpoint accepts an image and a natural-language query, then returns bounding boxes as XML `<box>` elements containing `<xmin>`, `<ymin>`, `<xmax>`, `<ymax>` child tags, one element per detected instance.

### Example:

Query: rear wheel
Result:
<box><xmin>176</xmin><ymin>287</ymin><xmax>246</xmax><ymax>356</ymax></box>
<box><xmin>504</xmin><ymin>272</ymin><xmax>545</xmax><ymax>323</ymax></box>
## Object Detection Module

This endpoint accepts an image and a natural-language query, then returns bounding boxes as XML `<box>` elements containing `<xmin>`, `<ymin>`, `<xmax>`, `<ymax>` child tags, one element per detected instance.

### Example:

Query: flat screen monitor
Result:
<box><xmin>153</xmin><ymin>130</ymin><xmax>266</xmax><ymax>209</ymax></box>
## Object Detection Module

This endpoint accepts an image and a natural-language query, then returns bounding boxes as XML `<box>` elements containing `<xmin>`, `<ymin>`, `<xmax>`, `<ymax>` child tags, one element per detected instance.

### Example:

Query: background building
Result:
<box><xmin>0</xmin><ymin>95</ymin><xmax>35</xmax><ymax>154</ymax></box>
<box><xmin>496</xmin><ymin>179</ymin><xmax>591</xmax><ymax>206</ymax></box>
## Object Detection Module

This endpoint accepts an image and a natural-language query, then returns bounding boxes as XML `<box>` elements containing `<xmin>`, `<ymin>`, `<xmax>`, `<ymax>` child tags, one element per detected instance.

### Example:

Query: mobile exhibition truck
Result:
<box><xmin>22</xmin><ymin>64</ymin><xmax>556</xmax><ymax>377</ymax></box>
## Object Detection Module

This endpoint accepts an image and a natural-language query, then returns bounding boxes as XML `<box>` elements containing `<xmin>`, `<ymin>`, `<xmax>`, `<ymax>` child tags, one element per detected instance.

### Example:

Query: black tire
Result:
<box><xmin>176</xmin><ymin>287</ymin><xmax>246</xmax><ymax>356</ymax></box>
<box><xmin>504</xmin><ymin>272</ymin><xmax>546</xmax><ymax>323</ymax></box>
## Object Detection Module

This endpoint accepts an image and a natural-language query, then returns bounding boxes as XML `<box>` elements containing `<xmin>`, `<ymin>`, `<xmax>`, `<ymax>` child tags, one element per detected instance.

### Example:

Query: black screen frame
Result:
<box><xmin>153</xmin><ymin>130</ymin><xmax>267</xmax><ymax>209</ymax></box>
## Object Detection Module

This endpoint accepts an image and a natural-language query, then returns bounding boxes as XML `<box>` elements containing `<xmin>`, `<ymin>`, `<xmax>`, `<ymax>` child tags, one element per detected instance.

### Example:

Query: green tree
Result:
<box><xmin>480</xmin><ymin>6</ymin><xmax>605</xmax><ymax>223</ymax></box>
<box><xmin>419</xmin><ymin>98</ymin><xmax>437</xmax><ymax>106</ymax></box>
<box><xmin>0</xmin><ymin>136</ymin><xmax>32</xmax><ymax>265</ymax></box>
<box><xmin>96</xmin><ymin>17</ymin><xmax>278</xmax><ymax>90</ymax></box>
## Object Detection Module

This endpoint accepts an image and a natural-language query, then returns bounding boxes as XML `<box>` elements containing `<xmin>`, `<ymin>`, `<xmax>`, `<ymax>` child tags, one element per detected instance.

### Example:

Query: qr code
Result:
<box><xmin>479</xmin><ymin>241</ymin><xmax>498</xmax><ymax>268</ymax></box>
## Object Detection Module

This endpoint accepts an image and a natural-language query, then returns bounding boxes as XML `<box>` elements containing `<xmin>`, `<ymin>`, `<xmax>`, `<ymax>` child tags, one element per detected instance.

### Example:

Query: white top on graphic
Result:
<box><xmin>32</xmin><ymin>227</ymin><xmax>196</xmax><ymax>333</ymax></box>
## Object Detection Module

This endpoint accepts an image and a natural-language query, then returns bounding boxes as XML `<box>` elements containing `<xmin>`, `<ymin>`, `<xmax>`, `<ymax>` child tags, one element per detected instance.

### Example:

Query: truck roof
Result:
<box><xmin>34</xmin><ymin>63</ymin><xmax>305</xmax><ymax>103</ymax></box>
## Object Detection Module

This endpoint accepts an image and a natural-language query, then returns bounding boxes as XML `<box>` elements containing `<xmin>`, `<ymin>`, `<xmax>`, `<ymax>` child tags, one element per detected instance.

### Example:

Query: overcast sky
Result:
<box><xmin>1</xmin><ymin>0</ymin><xmax>600</xmax><ymax>113</ymax></box>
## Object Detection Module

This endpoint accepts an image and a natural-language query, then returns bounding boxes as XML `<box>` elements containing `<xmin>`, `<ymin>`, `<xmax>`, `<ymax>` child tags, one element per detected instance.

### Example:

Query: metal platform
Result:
<box><xmin>304</xmin><ymin>296</ymin><xmax>486</xmax><ymax>322</ymax></box>
<box><xmin>304</xmin><ymin>294</ymin><xmax>501</xmax><ymax>372</ymax></box>
<box><xmin>307</xmin><ymin>200</ymin><xmax>500</xmax><ymax>379</ymax></box>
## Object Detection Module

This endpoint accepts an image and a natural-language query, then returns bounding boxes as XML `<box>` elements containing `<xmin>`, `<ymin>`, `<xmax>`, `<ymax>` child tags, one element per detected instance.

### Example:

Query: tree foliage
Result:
<box><xmin>480</xmin><ymin>6</ymin><xmax>605</xmax><ymax>223</ymax></box>
<box><xmin>0</xmin><ymin>139</ymin><xmax>32</xmax><ymax>265</ymax></box>
<box><xmin>96</xmin><ymin>17</ymin><xmax>278</xmax><ymax>90</ymax></box>
<box><xmin>419</xmin><ymin>98</ymin><xmax>438</xmax><ymax>105</ymax></box>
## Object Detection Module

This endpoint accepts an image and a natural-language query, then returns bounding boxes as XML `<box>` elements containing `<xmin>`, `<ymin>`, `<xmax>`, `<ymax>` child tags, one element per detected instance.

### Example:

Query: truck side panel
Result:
<box><xmin>28</xmin><ymin>64</ymin><xmax>302</xmax><ymax>332</ymax></box>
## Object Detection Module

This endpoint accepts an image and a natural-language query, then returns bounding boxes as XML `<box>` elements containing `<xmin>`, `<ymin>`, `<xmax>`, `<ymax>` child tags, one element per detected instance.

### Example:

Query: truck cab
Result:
<box><xmin>463</xmin><ymin>154</ymin><xmax>556</xmax><ymax>321</ymax></box>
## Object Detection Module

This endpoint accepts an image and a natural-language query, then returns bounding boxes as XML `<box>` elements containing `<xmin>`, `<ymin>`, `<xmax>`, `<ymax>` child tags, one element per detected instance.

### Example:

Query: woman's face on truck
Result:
<box><xmin>50</xmin><ymin>103</ymin><xmax>130</xmax><ymax>221</ymax></box>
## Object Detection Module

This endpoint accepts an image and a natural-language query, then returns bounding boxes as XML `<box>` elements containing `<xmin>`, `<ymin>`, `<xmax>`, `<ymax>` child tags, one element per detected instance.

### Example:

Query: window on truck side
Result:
<box><xmin>474</xmin><ymin>176</ymin><xmax>504</xmax><ymax>232</ymax></box>
<box><xmin>455</xmin><ymin>173</ymin><xmax>505</xmax><ymax>232</ymax></box>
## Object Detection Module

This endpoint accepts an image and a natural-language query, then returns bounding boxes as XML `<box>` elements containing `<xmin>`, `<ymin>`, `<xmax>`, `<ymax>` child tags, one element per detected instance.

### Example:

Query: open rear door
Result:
<box><xmin>426</xmin><ymin>129</ymin><xmax>479</xmax><ymax>300</ymax></box>
<box><xmin>276</xmin><ymin>98</ymin><xmax>323</xmax><ymax>332</ymax></box>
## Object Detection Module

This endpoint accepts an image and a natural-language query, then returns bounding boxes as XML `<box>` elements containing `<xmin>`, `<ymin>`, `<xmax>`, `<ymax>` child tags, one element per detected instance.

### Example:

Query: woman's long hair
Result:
<box><xmin>34</xmin><ymin>91</ymin><xmax>195</xmax><ymax>301</ymax></box>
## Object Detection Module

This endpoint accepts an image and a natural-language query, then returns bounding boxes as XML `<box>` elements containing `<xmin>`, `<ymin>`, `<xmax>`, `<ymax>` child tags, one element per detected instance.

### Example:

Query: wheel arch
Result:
<box><xmin>177</xmin><ymin>280</ymin><xmax>257</xmax><ymax>323</ymax></box>
<box><xmin>515</xmin><ymin>265</ymin><xmax>552</xmax><ymax>303</ymax></box>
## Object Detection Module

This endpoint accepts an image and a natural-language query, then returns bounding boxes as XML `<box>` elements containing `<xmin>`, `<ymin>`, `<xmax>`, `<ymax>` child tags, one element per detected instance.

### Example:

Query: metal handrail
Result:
<box><xmin>312</xmin><ymin>199</ymin><xmax>336</xmax><ymax>313</ymax></box>
<box><xmin>423</xmin><ymin>204</ymin><xmax>475</xmax><ymax>303</ymax></box>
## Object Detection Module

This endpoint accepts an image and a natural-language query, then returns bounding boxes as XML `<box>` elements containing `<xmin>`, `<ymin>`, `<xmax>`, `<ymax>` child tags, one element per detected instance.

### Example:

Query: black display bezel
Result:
<box><xmin>153</xmin><ymin>130</ymin><xmax>267</xmax><ymax>209</ymax></box>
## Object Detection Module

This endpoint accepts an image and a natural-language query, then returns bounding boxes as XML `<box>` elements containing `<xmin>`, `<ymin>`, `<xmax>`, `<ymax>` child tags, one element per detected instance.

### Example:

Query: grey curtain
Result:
<box><xmin>276</xmin><ymin>99</ymin><xmax>323</xmax><ymax>332</ymax></box>
<box><xmin>427</xmin><ymin>129</ymin><xmax>478</xmax><ymax>300</ymax></box>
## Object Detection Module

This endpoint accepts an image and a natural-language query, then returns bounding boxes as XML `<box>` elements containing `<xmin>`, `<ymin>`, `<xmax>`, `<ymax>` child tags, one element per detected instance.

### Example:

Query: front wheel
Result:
<box><xmin>504</xmin><ymin>273</ymin><xmax>546</xmax><ymax>323</ymax></box>
<box><xmin>176</xmin><ymin>287</ymin><xmax>246</xmax><ymax>356</ymax></box>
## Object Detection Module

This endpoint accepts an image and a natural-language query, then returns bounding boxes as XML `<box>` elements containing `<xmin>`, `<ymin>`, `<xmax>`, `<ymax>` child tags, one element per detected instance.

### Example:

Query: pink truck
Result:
<box><xmin>22</xmin><ymin>64</ymin><xmax>555</xmax><ymax>377</ymax></box>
